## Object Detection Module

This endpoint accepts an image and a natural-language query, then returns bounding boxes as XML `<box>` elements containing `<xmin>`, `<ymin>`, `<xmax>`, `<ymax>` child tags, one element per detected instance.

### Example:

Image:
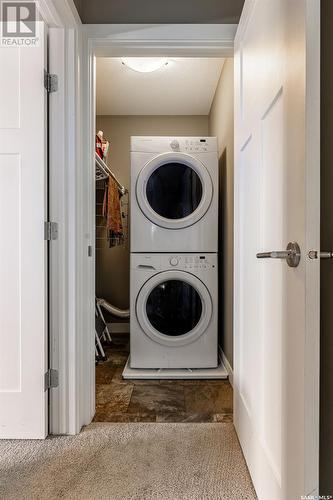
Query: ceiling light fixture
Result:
<box><xmin>121</xmin><ymin>57</ymin><xmax>168</xmax><ymax>73</ymax></box>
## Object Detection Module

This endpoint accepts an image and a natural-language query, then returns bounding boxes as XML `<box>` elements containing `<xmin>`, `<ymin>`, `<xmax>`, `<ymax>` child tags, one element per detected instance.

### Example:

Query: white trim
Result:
<box><xmin>219</xmin><ymin>347</ymin><xmax>233</xmax><ymax>387</ymax></box>
<box><xmin>38</xmin><ymin>0</ymin><xmax>81</xmax><ymax>28</ymax></box>
<box><xmin>233</xmin><ymin>0</ymin><xmax>255</xmax><ymax>46</ymax></box>
<box><xmin>38</xmin><ymin>0</ymin><xmax>63</xmax><ymax>26</ymax></box>
<box><xmin>83</xmin><ymin>24</ymin><xmax>237</xmax><ymax>57</ymax></box>
<box><xmin>42</xmin><ymin>0</ymin><xmax>83</xmax><ymax>435</ymax></box>
<box><xmin>48</xmin><ymin>26</ymin><xmax>68</xmax><ymax>435</ymax></box>
<box><xmin>84</xmin><ymin>31</ymin><xmax>98</xmax><ymax>428</ymax></box>
<box><xmin>67</xmin><ymin>27</ymin><xmax>84</xmax><ymax>435</ymax></box>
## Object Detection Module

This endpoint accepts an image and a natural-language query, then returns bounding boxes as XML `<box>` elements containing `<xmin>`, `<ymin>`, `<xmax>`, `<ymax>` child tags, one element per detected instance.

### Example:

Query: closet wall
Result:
<box><xmin>208</xmin><ymin>58</ymin><xmax>234</xmax><ymax>368</ymax></box>
<box><xmin>95</xmin><ymin>114</ymin><xmax>209</xmax><ymax>309</ymax></box>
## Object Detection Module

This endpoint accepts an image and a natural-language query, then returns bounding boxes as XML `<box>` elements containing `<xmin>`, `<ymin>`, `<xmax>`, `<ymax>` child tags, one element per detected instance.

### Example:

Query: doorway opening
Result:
<box><xmin>93</xmin><ymin>56</ymin><xmax>235</xmax><ymax>423</ymax></box>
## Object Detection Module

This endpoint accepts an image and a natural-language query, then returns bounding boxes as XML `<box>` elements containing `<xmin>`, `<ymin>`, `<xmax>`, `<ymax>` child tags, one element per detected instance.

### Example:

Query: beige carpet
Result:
<box><xmin>0</xmin><ymin>423</ymin><xmax>257</xmax><ymax>500</ymax></box>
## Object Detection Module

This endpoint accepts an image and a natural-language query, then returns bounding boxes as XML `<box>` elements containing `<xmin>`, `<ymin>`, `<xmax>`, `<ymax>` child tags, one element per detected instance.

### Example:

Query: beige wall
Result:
<box><xmin>95</xmin><ymin>115</ymin><xmax>209</xmax><ymax>309</ymax></box>
<box><xmin>208</xmin><ymin>58</ymin><xmax>234</xmax><ymax>368</ymax></box>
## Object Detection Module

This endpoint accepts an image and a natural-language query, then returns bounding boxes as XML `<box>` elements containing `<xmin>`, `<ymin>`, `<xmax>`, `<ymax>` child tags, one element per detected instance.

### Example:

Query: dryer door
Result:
<box><xmin>136</xmin><ymin>270</ymin><xmax>213</xmax><ymax>347</ymax></box>
<box><xmin>136</xmin><ymin>152</ymin><xmax>213</xmax><ymax>229</ymax></box>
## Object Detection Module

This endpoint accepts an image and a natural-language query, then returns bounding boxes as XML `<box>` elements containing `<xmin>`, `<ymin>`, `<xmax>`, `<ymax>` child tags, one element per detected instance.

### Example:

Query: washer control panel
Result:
<box><xmin>132</xmin><ymin>253</ymin><xmax>217</xmax><ymax>271</ymax></box>
<box><xmin>165</xmin><ymin>254</ymin><xmax>217</xmax><ymax>270</ymax></box>
<box><xmin>183</xmin><ymin>255</ymin><xmax>215</xmax><ymax>270</ymax></box>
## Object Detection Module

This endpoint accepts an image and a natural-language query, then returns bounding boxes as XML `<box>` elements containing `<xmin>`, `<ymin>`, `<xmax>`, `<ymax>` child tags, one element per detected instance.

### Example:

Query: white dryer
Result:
<box><xmin>130</xmin><ymin>253</ymin><xmax>218</xmax><ymax>369</ymax></box>
<box><xmin>131</xmin><ymin>137</ymin><xmax>218</xmax><ymax>253</ymax></box>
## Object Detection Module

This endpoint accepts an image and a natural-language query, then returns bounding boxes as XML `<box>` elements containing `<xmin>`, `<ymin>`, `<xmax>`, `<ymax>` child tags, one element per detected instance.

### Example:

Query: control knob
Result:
<box><xmin>170</xmin><ymin>140</ymin><xmax>180</xmax><ymax>150</ymax></box>
<box><xmin>169</xmin><ymin>257</ymin><xmax>179</xmax><ymax>266</ymax></box>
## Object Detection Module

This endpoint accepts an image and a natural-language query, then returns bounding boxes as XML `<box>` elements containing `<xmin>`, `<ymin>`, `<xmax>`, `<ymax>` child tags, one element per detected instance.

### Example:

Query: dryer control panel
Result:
<box><xmin>130</xmin><ymin>136</ymin><xmax>218</xmax><ymax>153</ymax></box>
<box><xmin>131</xmin><ymin>253</ymin><xmax>217</xmax><ymax>271</ymax></box>
<box><xmin>183</xmin><ymin>139</ymin><xmax>210</xmax><ymax>153</ymax></box>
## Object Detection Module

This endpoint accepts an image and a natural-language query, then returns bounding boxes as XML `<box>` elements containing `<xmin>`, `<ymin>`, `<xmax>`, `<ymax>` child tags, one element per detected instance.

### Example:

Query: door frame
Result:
<box><xmin>45</xmin><ymin>18</ymin><xmax>237</xmax><ymax>434</ymax></box>
<box><xmin>38</xmin><ymin>0</ymin><xmax>83</xmax><ymax>435</ymax></box>
<box><xmin>81</xmin><ymin>23</ymin><xmax>237</xmax><ymax>431</ymax></box>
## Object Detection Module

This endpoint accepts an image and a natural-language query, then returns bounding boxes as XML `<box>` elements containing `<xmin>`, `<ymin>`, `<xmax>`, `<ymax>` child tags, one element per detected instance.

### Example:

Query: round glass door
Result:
<box><xmin>146</xmin><ymin>280</ymin><xmax>203</xmax><ymax>336</ymax></box>
<box><xmin>146</xmin><ymin>163</ymin><xmax>203</xmax><ymax>220</ymax></box>
<box><xmin>136</xmin><ymin>270</ymin><xmax>213</xmax><ymax>347</ymax></box>
<box><xmin>136</xmin><ymin>152</ymin><xmax>213</xmax><ymax>229</ymax></box>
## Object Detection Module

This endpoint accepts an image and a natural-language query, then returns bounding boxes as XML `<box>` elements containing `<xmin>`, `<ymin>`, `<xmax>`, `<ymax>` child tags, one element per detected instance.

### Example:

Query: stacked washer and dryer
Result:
<box><xmin>125</xmin><ymin>136</ymin><xmax>224</xmax><ymax>377</ymax></box>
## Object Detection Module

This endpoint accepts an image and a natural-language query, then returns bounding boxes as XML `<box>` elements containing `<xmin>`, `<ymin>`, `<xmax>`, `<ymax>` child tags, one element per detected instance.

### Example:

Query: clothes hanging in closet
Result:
<box><xmin>103</xmin><ymin>177</ymin><xmax>124</xmax><ymax>247</ymax></box>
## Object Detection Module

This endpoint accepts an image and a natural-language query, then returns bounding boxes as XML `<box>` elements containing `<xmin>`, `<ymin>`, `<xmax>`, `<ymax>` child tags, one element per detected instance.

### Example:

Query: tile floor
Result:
<box><xmin>94</xmin><ymin>333</ymin><xmax>233</xmax><ymax>423</ymax></box>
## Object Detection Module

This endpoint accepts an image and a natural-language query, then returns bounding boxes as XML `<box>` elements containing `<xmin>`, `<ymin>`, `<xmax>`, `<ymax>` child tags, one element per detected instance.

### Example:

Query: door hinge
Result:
<box><xmin>44</xmin><ymin>369</ymin><xmax>59</xmax><ymax>391</ymax></box>
<box><xmin>44</xmin><ymin>221</ymin><xmax>58</xmax><ymax>241</ymax></box>
<box><xmin>44</xmin><ymin>72</ymin><xmax>58</xmax><ymax>93</ymax></box>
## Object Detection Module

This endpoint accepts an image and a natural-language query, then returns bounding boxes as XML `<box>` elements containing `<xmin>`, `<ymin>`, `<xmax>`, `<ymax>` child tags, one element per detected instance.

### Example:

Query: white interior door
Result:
<box><xmin>234</xmin><ymin>1</ymin><xmax>320</xmax><ymax>499</ymax></box>
<box><xmin>0</xmin><ymin>22</ymin><xmax>48</xmax><ymax>439</ymax></box>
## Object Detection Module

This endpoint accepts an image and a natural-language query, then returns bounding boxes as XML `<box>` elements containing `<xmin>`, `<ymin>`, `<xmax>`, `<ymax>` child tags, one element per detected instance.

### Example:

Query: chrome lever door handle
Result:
<box><xmin>308</xmin><ymin>250</ymin><xmax>333</xmax><ymax>259</ymax></box>
<box><xmin>256</xmin><ymin>250</ymin><xmax>291</xmax><ymax>259</ymax></box>
<box><xmin>256</xmin><ymin>242</ymin><xmax>301</xmax><ymax>268</ymax></box>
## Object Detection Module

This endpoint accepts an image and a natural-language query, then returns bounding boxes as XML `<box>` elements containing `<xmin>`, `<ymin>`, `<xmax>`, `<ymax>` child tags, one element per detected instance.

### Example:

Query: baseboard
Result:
<box><xmin>219</xmin><ymin>347</ymin><xmax>233</xmax><ymax>387</ymax></box>
<box><xmin>107</xmin><ymin>322</ymin><xmax>130</xmax><ymax>334</ymax></box>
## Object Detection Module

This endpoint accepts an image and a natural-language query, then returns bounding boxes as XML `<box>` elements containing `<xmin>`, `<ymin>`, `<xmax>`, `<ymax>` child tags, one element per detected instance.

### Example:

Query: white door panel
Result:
<box><xmin>234</xmin><ymin>1</ymin><xmax>320</xmax><ymax>498</ymax></box>
<box><xmin>0</xmin><ymin>22</ymin><xmax>48</xmax><ymax>439</ymax></box>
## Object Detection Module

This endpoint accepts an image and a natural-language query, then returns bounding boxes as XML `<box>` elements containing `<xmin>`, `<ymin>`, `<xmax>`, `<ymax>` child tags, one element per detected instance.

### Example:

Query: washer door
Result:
<box><xmin>136</xmin><ymin>152</ymin><xmax>213</xmax><ymax>229</ymax></box>
<box><xmin>136</xmin><ymin>270</ymin><xmax>213</xmax><ymax>347</ymax></box>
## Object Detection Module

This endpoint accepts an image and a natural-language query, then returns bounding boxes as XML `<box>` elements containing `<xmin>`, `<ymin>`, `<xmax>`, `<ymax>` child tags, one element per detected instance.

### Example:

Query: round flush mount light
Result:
<box><xmin>121</xmin><ymin>57</ymin><xmax>168</xmax><ymax>73</ymax></box>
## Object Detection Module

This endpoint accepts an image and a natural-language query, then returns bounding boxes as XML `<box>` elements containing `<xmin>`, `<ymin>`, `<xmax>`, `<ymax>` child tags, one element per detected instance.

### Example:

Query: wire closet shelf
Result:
<box><xmin>95</xmin><ymin>152</ymin><xmax>127</xmax><ymax>195</ymax></box>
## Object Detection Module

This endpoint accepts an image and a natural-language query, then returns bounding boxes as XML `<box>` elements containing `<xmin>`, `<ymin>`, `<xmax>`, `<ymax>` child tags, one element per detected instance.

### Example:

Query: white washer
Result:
<box><xmin>131</xmin><ymin>137</ymin><xmax>218</xmax><ymax>253</ymax></box>
<box><xmin>130</xmin><ymin>253</ymin><xmax>218</xmax><ymax>369</ymax></box>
